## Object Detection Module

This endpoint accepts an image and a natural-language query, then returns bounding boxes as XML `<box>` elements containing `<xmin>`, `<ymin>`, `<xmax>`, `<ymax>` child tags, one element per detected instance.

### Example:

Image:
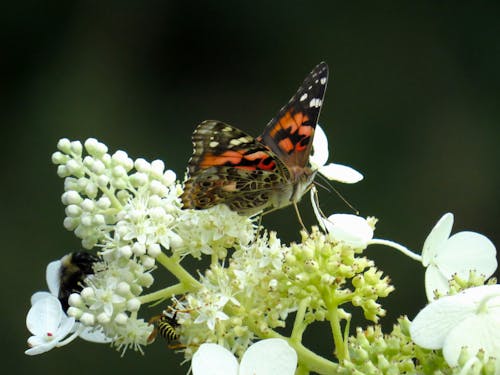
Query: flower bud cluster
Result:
<box><xmin>338</xmin><ymin>317</ymin><xmax>417</xmax><ymax>373</ymax></box>
<box><xmin>284</xmin><ymin>227</ymin><xmax>393</xmax><ymax>323</ymax></box>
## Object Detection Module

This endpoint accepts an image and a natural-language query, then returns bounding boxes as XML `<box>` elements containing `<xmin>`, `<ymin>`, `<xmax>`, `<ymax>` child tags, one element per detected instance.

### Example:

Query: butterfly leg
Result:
<box><xmin>293</xmin><ymin>201</ymin><xmax>309</xmax><ymax>234</ymax></box>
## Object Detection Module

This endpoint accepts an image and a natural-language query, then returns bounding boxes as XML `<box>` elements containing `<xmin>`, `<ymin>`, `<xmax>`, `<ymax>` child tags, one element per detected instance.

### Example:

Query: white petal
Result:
<box><xmin>46</xmin><ymin>260</ymin><xmax>62</xmax><ymax>296</ymax></box>
<box><xmin>424</xmin><ymin>264</ymin><xmax>450</xmax><ymax>301</ymax></box>
<box><xmin>310</xmin><ymin>124</ymin><xmax>329</xmax><ymax>168</ymax></box>
<box><xmin>26</xmin><ymin>296</ymin><xmax>64</xmax><ymax>336</ymax></box>
<box><xmin>192</xmin><ymin>343</ymin><xmax>239</xmax><ymax>375</ymax></box>
<box><xmin>78</xmin><ymin>326</ymin><xmax>112</xmax><ymax>343</ymax></box>
<box><xmin>436</xmin><ymin>231</ymin><xmax>497</xmax><ymax>279</ymax></box>
<box><xmin>442</xmin><ymin>311</ymin><xmax>500</xmax><ymax>367</ymax></box>
<box><xmin>30</xmin><ymin>291</ymin><xmax>53</xmax><ymax>305</ymax></box>
<box><xmin>239</xmin><ymin>339</ymin><xmax>297</xmax><ymax>375</ymax></box>
<box><xmin>422</xmin><ymin>213</ymin><xmax>453</xmax><ymax>267</ymax></box>
<box><xmin>25</xmin><ymin>337</ymin><xmax>59</xmax><ymax>355</ymax></box>
<box><xmin>410</xmin><ymin>294</ymin><xmax>476</xmax><ymax>349</ymax></box>
<box><xmin>325</xmin><ymin>214</ymin><xmax>373</xmax><ymax>248</ymax></box>
<box><xmin>318</xmin><ymin>163</ymin><xmax>363</xmax><ymax>183</ymax></box>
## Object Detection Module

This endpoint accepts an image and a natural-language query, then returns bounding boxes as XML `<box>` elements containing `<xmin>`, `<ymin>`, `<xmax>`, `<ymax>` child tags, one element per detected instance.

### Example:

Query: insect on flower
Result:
<box><xmin>147</xmin><ymin>312</ymin><xmax>180</xmax><ymax>344</ymax></box>
<box><xmin>181</xmin><ymin>62</ymin><xmax>329</xmax><ymax>228</ymax></box>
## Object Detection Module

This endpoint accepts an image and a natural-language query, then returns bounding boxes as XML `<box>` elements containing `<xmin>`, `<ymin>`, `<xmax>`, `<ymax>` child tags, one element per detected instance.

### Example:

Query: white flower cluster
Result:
<box><xmin>26</xmin><ymin>138</ymin><xmax>256</xmax><ymax>355</ymax></box>
<box><xmin>25</xmin><ymin>132</ymin><xmax>499</xmax><ymax>375</ymax></box>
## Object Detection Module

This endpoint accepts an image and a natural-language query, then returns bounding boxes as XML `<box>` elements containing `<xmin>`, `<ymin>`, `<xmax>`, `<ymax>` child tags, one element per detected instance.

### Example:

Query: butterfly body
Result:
<box><xmin>182</xmin><ymin>62</ymin><xmax>329</xmax><ymax>217</ymax></box>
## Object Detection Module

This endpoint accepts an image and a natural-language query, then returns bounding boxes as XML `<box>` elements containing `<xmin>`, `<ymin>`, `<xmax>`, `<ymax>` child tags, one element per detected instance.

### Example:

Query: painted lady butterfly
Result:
<box><xmin>181</xmin><ymin>62</ymin><xmax>329</xmax><ymax>221</ymax></box>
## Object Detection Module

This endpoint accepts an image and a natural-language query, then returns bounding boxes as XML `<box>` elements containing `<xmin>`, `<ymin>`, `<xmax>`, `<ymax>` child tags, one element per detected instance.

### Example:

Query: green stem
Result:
<box><xmin>327</xmin><ymin>307</ymin><xmax>346</xmax><ymax>361</ymax></box>
<box><xmin>155</xmin><ymin>252</ymin><xmax>201</xmax><ymax>291</ymax></box>
<box><xmin>138</xmin><ymin>283</ymin><xmax>187</xmax><ymax>304</ymax></box>
<box><xmin>290</xmin><ymin>298</ymin><xmax>309</xmax><ymax>341</ymax></box>
<box><xmin>368</xmin><ymin>238</ymin><xmax>423</xmax><ymax>262</ymax></box>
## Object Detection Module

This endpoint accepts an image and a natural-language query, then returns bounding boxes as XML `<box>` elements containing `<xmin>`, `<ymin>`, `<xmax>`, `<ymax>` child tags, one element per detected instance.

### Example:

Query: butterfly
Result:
<box><xmin>181</xmin><ymin>62</ymin><xmax>329</xmax><ymax>225</ymax></box>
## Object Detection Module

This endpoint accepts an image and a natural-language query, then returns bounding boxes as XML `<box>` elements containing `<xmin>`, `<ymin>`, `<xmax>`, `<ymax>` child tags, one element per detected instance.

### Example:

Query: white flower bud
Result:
<box><xmin>150</xmin><ymin>180</ymin><xmax>167</xmax><ymax>195</ymax></box>
<box><xmin>68</xmin><ymin>293</ymin><xmax>83</xmax><ymax>307</ymax></box>
<box><xmin>85</xmin><ymin>182</ymin><xmax>98</xmax><ymax>198</ymax></box>
<box><xmin>97</xmin><ymin>312</ymin><xmax>111</xmax><ymax>324</ymax></box>
<box><xmin>127</xmin><ymin>298</ymin><xmax>141</xmax><ymax>312</ymax></box>
<box><xmin>67</xmin><ymin>306</ymin><xmax>82</xmax><ymax>318</ymax></box>
<box><xmin>116</xmin><ymin>190</ymin><xmax>130</xmax><ymax>202</ymax></box>
<box><xmin>80</xmin><ymin>312</ymin><xmax>95</xmax><ymax>326</ymax></box>
<box><xmin>114</xmin><ymin>313</ymin><xmax>128</xmax><ymax>325</ymax></box>
<box><xmin>163</xmin><ymin>170</ymin><xmax>176</xmax><ymax>185</ymax></box>
<box><xmin>66</xmin><ymin>159</ymin><xmax>82</xmax><ymax>174</ymax></box>
<box><xmin>147</xmin><ymin>243</ymin><xmax>161</xmax><ymax>257</ymax></box>
<box><xmin>112</xmin><ymin>165</ymin><xmax>127</xmax><ymax>178</ymax></box>
<box><xmin>91</xmin><ymin>159</ymin><xmax>105</xmax><ymax>175</ymax></box>
<box><xmin>132</xmin><ymin>242</ymin><xmax>146</xmax><ymax>256</ymax></box>
<box><xmin>130</xmin><ymin>172</ymin><xmax>148</xmax><ymax>186</ymax></box>
<box><xmin>93</xmin><ymin>214</ymin><xmax>105</xmax><ymax>225</ymax></box>
<box><xmin>85</xmin><ymin>138</ymin><xmax>108</xmax><ymax>157</ymax></box>
<box><xmin>170</xmin><ymin>233</ymin><xmax>184</xmax><ymax>249</ymax></box>
<box><xmin>57</xmin><ymin>164</ymin><xmax>70</xmax><ymax>177</ymax></box>
<box><xmin>63</xmin><ymin>217</ymin><xmax>77</xmax><ymax>230</ymax></box>
<box><xmin>96</xmin><ymin>197</ymin><xmax>111</xmax><ymax>209</ymax></box>
<box><xmin>65</xmin><ymin>204</ymin><xmax>82</xmax><ymax>217</ymax></box>
<box><xmin>70</xmin><ymin>141</ymin><xmax>83</xmax><ymax>156</ymax></box>
<box><xmin>83</xmin><ymin>156</ymin><xmax>94</xmax><ymax>169</ymax></box>
<box><xmin>141</xmin><ymin>255</ymin><xmax>155</xmax><ymax>269</ymax></box>
<box><xmin>51</xmin><ymin>151</ymin><xmax>67</xmax><ymax>164</ymax></box>
<box><xmin>138</xmin><ymin>272</ymin><xmax>154</xmax><ymax>288</ymax></box>
<box><xmin>119</xmin><ymin>245</ymin><xmax>132</xmax><ymax>258</ymax></box>
<box><xmin>117</xmin><ymin>281</ymin><xmax>131</xmax><ymax>295</ymax></box>
<box><xmin>112</xmin><ymin>150</ymin><xmax>134</xmax><ymax>171</ymax></box>
<box><xmin>80</xmin><ymin>287</ymin><xmax>95</xmax><ymax>300</ymax></box>
<box><xmin>62</xmin><ymin>190</ymin><xmax>83</xmax><ymax>205</ymax></box>
<box><xmin>57</xmin><ymin>138</ymin><xmax>72</xmax><ymax>153</ymax></box>
<box><xmin>81</xmin><ymin>199</ymin><xmax>95</xmax><ymax>212</ymax></box>
<box><xmin>151</xmin><ymin>160</ymin><xmax>165</xmax><ymax>177</ymax></box>
<box><xmin>96</xmin><ymin>174</ymin><xmax>109</xmax><ymax>187</ymax></box>
<box><xmin>134</xmin><ymin>158</ymin><xmax>151</xmax><ymax>173</ymax></box>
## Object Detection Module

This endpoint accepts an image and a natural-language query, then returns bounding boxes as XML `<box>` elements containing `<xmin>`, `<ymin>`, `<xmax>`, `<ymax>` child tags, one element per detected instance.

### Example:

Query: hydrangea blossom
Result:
<box><xmin>410</xmin><ymin>285</ymin><xmax>500</xmax><ymax>372</ymax></box>
<box><xmin>25</xmin><ymin>294</ymin><xmax>76</xmax><ymax>355</ymax></box>
<box><xmin>191</xmin><ymin>339</ymin><xmax>297</xmax><ymax>375</ymax></box>
<box><xmin>422</xmin><ymin>213</ymin><xmax>497</xmax><ymax>301</ymax></box>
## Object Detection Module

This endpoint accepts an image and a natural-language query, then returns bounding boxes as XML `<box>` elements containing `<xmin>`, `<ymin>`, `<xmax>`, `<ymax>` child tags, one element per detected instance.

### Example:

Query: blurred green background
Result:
<box><xmin>3</xmin><ymin>1</ymin><xmax>499</xmax><ymax>373</ymax></box>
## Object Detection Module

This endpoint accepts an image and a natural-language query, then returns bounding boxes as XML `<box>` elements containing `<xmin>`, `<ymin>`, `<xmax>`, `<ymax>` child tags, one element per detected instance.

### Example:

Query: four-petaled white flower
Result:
<box><xmin>25</xmin><ymin>258</ymin><xmax>111</xmax><ymax>355</ymax></box>
<box><xmin>25</xmin><ymin>293</ymin><xmax>76</xmax><ymax>355</ymax></box>
<box><xmin>422</xmin><ymin>213</ymin><xmax>497</xmax><ymax>301</ymax></box>
<box><xmin>410</xmin><ymin>284</ymin><xmax>500</xmax><ymax>373</ymax></box>
<box><xmin>310</xmin><ymin>125</ymin><xmax>363</xmax><ymax>183</ymax></box>
<box><xmin>191</xmin><ymin>338</ymin><xmax>297</xmax><ymax>375</ymax></box>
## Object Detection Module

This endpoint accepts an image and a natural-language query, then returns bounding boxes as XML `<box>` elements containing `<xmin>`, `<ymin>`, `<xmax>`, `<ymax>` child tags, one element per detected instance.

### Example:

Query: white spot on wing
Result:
<box><xmin>209</xmin><ymin>141</ymin><xmax>219</xmax><ymax>148</ymax></box>
<box><xmin>320</xmin><ymin>77</ymin><xmax>327</xmax><ymax>85</ymax></box>
<box><xmin>309</xmin><ymin>98</ymin><xmax>322</xmax><ymax>108</ymax></box>
<box><xmin>300</xmin><ymin>93</ymin><xmax>308</xmax><ymax>102</ymax></box>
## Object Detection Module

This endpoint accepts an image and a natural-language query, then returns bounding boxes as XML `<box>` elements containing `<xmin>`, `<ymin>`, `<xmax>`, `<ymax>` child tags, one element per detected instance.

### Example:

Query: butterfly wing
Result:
<box><xmin>181</xmin><ymin>120</ymin><xmax>291</xmax><ymax>215</ymax></box>
<box><xmin>257</xmin><ymin>62</ymin><xmax>329</xmax><ymax>168</ymax></box>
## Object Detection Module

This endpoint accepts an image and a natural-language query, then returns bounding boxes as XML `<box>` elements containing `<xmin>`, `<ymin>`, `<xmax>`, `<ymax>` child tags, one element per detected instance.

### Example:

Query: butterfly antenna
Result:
<box><xmin>315</xmin><ymin>175</ymin><xmax>359</xmax><ymax>215</ymax></box>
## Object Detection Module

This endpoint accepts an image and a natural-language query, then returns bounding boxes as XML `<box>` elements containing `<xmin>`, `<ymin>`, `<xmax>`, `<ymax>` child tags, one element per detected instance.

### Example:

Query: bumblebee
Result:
<box><xmin>148</xmin><ymin>312</ymin><xmax>180</xmax><ymax>343</ymax></box>
<box><xmin>57</xmin><ymin>252</ymin><xmax>99</xmax><ymax>311</ymax></box>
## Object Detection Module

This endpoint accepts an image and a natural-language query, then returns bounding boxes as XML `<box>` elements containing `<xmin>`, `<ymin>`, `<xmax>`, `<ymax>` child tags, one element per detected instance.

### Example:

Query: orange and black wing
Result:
<box><xmin>257</xmin><ymin>62</ymin><xmax>329</xmax><ymax>168</ymax></box>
